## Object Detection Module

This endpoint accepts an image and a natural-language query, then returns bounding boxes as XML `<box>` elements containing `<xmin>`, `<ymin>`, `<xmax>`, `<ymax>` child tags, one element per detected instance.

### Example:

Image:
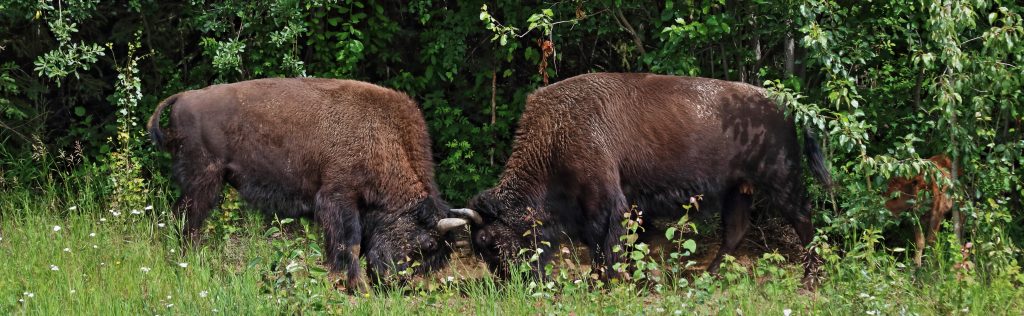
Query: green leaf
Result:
<box><xmin>682</xmin><ymin>239</ymin><xmax>696</xmax><ymax>253</ymax></box>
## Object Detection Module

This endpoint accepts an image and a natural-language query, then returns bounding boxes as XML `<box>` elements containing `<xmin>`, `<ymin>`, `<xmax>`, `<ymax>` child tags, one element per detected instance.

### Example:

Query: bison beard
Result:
<box><xmin>456</xmin><ymin>73</ymin><xmax>833</xmax><ymax>288</ymax></box>
<box><xmin>147</xmin><ymin>78</ymin><xmax>468</xmax><ymax>291</ymax></box>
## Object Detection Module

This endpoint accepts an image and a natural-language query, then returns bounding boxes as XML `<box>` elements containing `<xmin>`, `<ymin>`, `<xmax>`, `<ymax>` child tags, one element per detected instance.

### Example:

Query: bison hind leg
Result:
<box><xmin>707</xmin><ymin>186</ymin><xmax>753</xmax><ymax>274</ymax></box>
<box><xmin>172</xmin><ymin>161</ymin><xmax>226</xmax><ymax>248</ymax></box>
<box><xmin>314</xmin><ymin>190</ymin><xmax>365</xmax><ymax>292</ymax></box>
<box><xmin>774</xmin><ymin>188</ymin><xmax>822</xmax><ymax>290</ymax></box>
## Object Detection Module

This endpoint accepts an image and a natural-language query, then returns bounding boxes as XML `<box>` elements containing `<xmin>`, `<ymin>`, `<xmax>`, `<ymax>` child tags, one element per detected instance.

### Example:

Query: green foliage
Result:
<box><xmin>106</xmin><ymin>37</ymin><xmax>150</xmax><ymax>213</ymax></box>
<box><xmin>1</xmin><ymin>0</ymin><xmax>1023</xmax><ymax>312</ymax></box>
<box><xmin>251</xmin><ymin>216</ymin><xmax>332</xmax><ymax>313</ymax></box>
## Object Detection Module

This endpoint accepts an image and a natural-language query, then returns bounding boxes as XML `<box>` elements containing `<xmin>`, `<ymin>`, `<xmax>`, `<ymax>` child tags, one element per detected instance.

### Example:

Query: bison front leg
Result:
<box><xmin>583</xmin><ymin>187</ymin><xmax>630</xmax><ymax>282</ymax></box>
<box><xmin>707</xmin><ymin>188</ymin><xmax>752</xmax><ymax>274</ymax></box>
<box><xmin>314</xmin><ymin>191</ymin><xmax>366</xmax><ymax>293</ymax></box>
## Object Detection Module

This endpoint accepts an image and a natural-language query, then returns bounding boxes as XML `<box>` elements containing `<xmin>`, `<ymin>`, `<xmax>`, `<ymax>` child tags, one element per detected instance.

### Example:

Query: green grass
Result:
<box><xmin>1</xmin><ymin>176</ymin><xmax>1022</xmax><ymax>315</ymax></box>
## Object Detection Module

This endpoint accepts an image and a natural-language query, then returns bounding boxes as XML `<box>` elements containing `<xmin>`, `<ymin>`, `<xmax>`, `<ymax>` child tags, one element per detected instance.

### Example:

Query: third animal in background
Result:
<box><xmin>883</xmin><ymin>154</ymin><xmax>960</xmax><ymax>267</ymax></box>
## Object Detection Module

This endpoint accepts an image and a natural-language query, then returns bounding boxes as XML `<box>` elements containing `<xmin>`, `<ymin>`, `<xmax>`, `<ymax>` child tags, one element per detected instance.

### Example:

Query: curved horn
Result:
<box><xmin>437</xmin><ymin>218</ymin><xmax>470</xmax><ymax>234</ymax></box>
<box><xmin>450</xmin><ymin>208</ymin><xmax>483</xmax><ymax>225</ymax></box>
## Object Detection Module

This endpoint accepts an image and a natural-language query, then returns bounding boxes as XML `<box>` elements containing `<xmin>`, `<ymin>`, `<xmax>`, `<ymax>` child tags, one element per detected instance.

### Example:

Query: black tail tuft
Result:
<box><xmin>803</xmin><ymin>127</ymin><xmax>834</xmax><ymax>190</ymax></box>
<box><xmin>147</xmin><ymin>94</ymin><xmax>179</xmax><ymax>150</ymax></box>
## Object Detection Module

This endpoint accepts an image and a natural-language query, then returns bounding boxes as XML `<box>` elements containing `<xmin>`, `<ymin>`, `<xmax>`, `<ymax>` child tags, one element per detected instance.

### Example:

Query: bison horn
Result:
<box><xmin>437</xmin><ymin>218</ymin><xmax>470</xmax><ymax>233</ymax></box>
<box><xmin>450</xmin><ymin>208</ymin><xmax>483</xmax><ymax>225</ymax></box>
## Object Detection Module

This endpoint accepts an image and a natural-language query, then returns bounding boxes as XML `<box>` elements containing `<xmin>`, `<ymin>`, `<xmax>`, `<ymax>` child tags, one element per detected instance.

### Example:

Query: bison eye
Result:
<box><xmin>475</xmin><ymin>229</ymin><xmax>493</xmax><ymax>247</ymax></box>
<box><xmin>422</xmin><ymin>239</ymin><xmax>437</xmax><ymax>252</ymax></box>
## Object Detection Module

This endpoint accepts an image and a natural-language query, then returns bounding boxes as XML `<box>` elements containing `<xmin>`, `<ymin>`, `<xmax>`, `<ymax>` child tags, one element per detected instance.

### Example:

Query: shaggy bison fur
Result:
<box><xmin>460</xmin><ymin>73</ymin><xmax>833</xmax><ymax>287</ymax></box>
<box><xmin>147</xmin><ymin>78</ymin><xmax>462</xmax><ymax>290</ymax></box>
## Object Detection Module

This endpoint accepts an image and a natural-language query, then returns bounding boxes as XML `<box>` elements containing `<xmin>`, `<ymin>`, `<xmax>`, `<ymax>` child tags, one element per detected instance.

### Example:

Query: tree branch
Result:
<box><xmin>612</xmin><ymin>8</ymin><xmax>646</xmax><ymax>56</ymax></box>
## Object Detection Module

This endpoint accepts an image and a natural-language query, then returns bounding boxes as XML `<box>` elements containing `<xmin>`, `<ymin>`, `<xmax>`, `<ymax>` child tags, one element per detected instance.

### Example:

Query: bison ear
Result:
<box><xmin>450</xmin><ymin>208</ymin><xmax>483</xmax><ymax>225</ymax></box>
<box><xmin>437</xmin><ymin>218</ymin><xmax>470</xmax><ymax>234</ymax></box>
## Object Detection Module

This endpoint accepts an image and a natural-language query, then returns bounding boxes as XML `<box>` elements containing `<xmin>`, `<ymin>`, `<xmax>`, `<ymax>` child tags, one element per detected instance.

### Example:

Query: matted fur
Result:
<box><xmin>466</xmin><ymin>73</ymin><xmax>832</xmax><ymax>286</ymax></box>
<box><xmin>148</xmin><ymin>78</ymin><xmax>452</xmax><ymax>289</ymax></box>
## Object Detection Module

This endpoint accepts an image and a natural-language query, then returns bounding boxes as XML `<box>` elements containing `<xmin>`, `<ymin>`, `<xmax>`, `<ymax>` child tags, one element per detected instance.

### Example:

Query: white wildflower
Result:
<box><xmin>53</xmin><ymin>225</ymin><xmax>62</xmax><ymax>232</ymax></box>
<box><xmin>109</xmin><ymin>210</ymin><xmax>121</xmax><ymax>217</ymax></box>
<box><xmin>178</xmin><ymin>262</ymin><xmax>188</xmax><ymax>268</ymax></box>
<box><xmin>89</xmin><ymin>232</ymin><xmax>96</xmax><ymax>237</ymax></box>
<box><xmin>199</xmin><ymin>290</ymin><xmax>208</xmax><ymax>298</ymax></box>
<box><xmin>674</xmin><ymin>311</ymin><xmax>682</xmax><ymax>315</ymax></box>
<box><xmin>784</xmin><ymin>308</ymin><xmax>792</xmax><ymax>316</ymax></box>
<box><xmin>68</xmin><ymin>206</ymin><xmax>77</xmax><ymax>211</ymax></box>
<box><xmin>100</xmin><ymin>217</ymin><xmax>107</xmax><ymax>222</ymax></box>
<box><xmin>145</xmin><ymin>205</ymin><xmax>154</xmax><ymax>211</ymax></box>
<box><xmin>24</xmin><ymin>292</ymin><xmax>34</xmax><ymax>298</ymax></box>
<box><xmin>859</xmin><ymin>293</ymin><xmax>871</xmax><ymax>299</ymax></box>
<box><xmin>50</xmin><ymin>265</ymin><xmax>59</xmax><ymax>271</ymax></box>
<box><xmin>166</xmin><ymin>303</ymin><xmax>174</xmax><ymax>308</ymax></box>
<box><xmin>70</xmin><ymin>289</ymin><xmax>76</xmax><ymax>294</ymax></box>
<box><xmin>212</xmin><ymin>309</ymin><xmax>219</xmax><ymax>313</ymax></box>
<box><xmin>866</xmin><ymin>311</ymin><xmax>878</xmax><ymax>315</ymax></box>
<box><xmin>157</xmin><ymin>223</ymin><xmax>166</xmax><ymax>228</ymax></box>
<box><xmin>131</xmin><ymin>209</ymin><xmax>142</xmax><ymax>215</ymax></box>
<box><xmin>140</xmin><ymin>267</ymin><xmax>151</xmax><ymax>273</ymax></box>
<box><xmin>92</xmin><ymin>245</ymin><xmax>98</xmax><ymax>249</ymax></box>
<box><xmin>446</xmin><ymin>276</ymin><xmax>455</xmax><ymax>283</ymax></box>
<box><xmin>63</xmin><ymin>248</ymin><xmax>71</xmax><ymax>252</ymax></box>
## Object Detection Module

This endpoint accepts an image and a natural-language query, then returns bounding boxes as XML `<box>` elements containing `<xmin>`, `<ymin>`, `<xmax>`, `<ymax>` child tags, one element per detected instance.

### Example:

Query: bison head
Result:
<box><xmin>362</xmin><ymin>199</ymin><xmax>459</xmax><ymax>284</ymax></box>
<box><xmin>449</xmin><ymin>189</ymin><xmax>534</xmax><ymax>279</ymax></box>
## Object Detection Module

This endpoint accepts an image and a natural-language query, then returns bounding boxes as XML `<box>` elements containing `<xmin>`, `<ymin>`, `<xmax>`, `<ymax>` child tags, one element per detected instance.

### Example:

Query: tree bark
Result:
<box><xmin>784</xmin><ymin>29</ymin><xmax>795</xmax><ymax>76</ymax></box>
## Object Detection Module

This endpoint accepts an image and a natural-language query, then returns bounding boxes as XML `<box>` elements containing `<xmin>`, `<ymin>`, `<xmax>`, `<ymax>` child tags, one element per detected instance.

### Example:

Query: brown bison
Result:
<box><xmin>147</xmin><ymin>78</ymin><xmax>469</xmax><ymax>290</ymax></box>
<box><xmin>454</xmin><ymin>73</ymin><xmax>833</xmax><ymax>287</ymax></box>
<box><xmin>884</xmin><ymin>154</ymin><xmax>958</xmax><ymax>266</ymax></box>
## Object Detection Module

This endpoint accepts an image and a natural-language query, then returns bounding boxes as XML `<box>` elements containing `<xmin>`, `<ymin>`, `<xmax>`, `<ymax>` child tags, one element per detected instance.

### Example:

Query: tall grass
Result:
<box><xmin>1</xmin><ymin>170</ymin><xmax>1022</xmax><ymax>315</ymax></box>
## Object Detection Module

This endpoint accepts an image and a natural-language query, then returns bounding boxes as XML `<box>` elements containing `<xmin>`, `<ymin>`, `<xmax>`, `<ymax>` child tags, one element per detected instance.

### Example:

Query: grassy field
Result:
<box><xmin>2</xmin><ymin>176</ymin><xmax>1022</xmax><ymax>315</ymax></box>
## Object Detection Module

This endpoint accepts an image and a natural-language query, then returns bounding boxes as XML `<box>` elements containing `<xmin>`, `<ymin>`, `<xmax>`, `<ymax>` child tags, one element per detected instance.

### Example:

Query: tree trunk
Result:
<box><xmin>784</xmin><ymin>29</ymin><xmax>795</xmax><ymax>77</ymax></box>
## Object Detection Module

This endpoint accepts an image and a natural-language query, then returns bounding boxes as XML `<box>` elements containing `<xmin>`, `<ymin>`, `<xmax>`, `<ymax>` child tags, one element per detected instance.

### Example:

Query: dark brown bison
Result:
<box><xmin>147</xmin><ymin>78</ymin><xmax>470</xmax><ymax>290</ymax></box>
<box><xmin>884</xmin><ymin>154</ymin><xmax>959</xmax><ymax>266</ymax></box>
<box><xmin>454</xmin><ymin>73</ymin><xmax>833</xmax><ymax>287</ymax></box>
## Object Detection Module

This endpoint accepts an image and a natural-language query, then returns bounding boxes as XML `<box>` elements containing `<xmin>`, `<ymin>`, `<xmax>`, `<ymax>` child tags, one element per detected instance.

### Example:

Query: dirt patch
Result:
<box><xmin>434</xmin><ymin>215</ymin><xmax>806</xmax><ymax>279</ymax></box>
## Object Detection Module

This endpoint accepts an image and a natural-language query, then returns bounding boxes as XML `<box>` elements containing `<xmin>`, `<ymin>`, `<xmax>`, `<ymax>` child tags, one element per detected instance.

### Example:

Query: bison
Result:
<box><xmin>884</xmin><ymin>154</ymin><xmax>959</xmax><ymax>266</ymax></box>
<box><xmin>451</xmin><ymin>73</ymin><xmax>833</xmax><ymax>287</ymax></box>
<box><xmin>147</xmin><ymin>78</ymin><xmax>469</xmax><ymax>290</ymax></box>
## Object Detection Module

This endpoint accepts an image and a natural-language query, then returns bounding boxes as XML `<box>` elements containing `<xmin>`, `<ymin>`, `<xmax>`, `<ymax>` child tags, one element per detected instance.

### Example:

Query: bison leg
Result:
<box><xmin>781</xmin><ymin>198</ymin><xmax>822</xmax><ymax>289</ymax></box>
<box><xmin>913</xmin><ymin>218</ymin><xmax>926</xmax><ymax>267</ymax></box>
<box><xmin>577</xmin><ymin>184</ymin><xmax>630</xmax><ymax>281</ymax></box>
<box><xmin>707</xmin><ymin>188</ymin><xmax>752</xmax><ymax>274</ymax></box>
<box><xmin>172</xmin><ymin>161</ymin><xmax>225</xmax><ymax>247</ymax></box>
<box><xmin>314</xmin><ymin>190</ymin><xmax>365</xmax><ymax>292</ymax></box>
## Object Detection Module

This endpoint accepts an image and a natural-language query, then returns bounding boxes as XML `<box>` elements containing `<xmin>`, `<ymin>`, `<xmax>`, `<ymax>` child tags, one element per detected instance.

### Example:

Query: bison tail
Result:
<box><xmin>147</xmin><ymin>94</ymin><xmax>179</xmax><ymax>150</ymax></box>
<box><xmin>803</xmin><ymin>127</ymin><xmax>834</xmax><ymax>190</ymax></box>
